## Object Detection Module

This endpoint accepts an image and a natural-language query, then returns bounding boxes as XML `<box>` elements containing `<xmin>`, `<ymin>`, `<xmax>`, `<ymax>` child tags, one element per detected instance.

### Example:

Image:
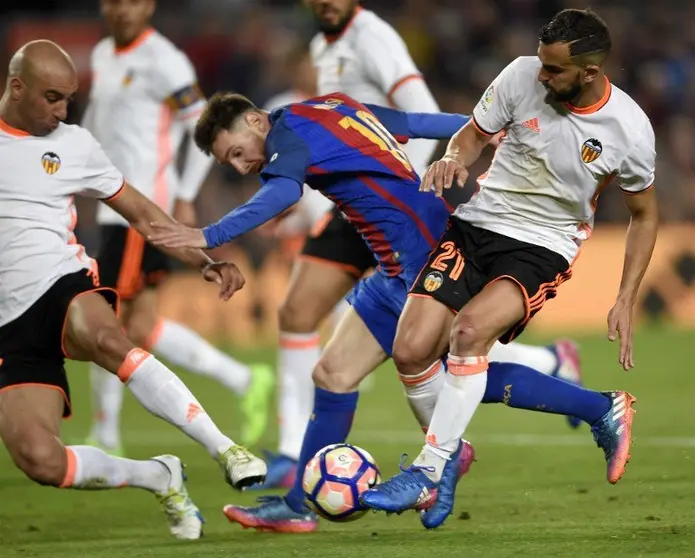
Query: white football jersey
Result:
<box><xmin>310</xmin><ymin>8</ymin><xmax>433</xmax><ymax>175</ymax></box>
<box><xmin>457</xmin><ymin>56</ymin><xmax>656</xmax><ymax>263</ymax></box>
<box><xmin>0</xmin><ymin>120</ymin><xmax>124</xmax><ymax>327</ymax></box>
<box><xmin>85</xmin><ymin>29</ymin><xmax>206</xmax><ymax>225</ymax></box>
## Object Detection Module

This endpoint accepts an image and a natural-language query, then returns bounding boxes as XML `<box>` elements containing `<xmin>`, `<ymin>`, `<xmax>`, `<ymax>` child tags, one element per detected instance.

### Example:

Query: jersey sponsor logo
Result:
<box><xmin>312</xmin><ymin>97</ymin><xmax>344</xmax><ymax>111</ymax></box>
<box><xmin>478</xmin><ymin>85</ymin><xmax>495</xmax><ymax>114</ymax></box>
<box><xmin>581</xmin><ymin>138</ymin><xmax>603</xmax><ymax>164</ymax></box>
<box><xmin>41</xmin><ymin>152</ymin><xmax>61</xmax><ymax>175</ymax></box>
<box><xmin>423</xmin><ymin>270</ymin><xmax>444</xmax><ymax>292</ymax></box>
<box><xmin>270</xmin><ymin>153</ymin><xmax>278</xmax><ymax>163</ymax></box>
<box><xmin>166</xmin><ymin>83</ymin><xmax>205</xmax><ymax>111</ymax></box>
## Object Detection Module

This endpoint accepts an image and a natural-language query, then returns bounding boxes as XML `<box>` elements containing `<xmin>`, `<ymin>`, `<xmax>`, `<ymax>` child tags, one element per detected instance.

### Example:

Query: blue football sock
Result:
<box><xmin>284</xmin><ymin>387</ymin><xmax>359</xmax><ymax>513</ymax></box>
<box><xmin>482</xmin><ymin>362</ymin><xmax>611</xmax><ymax>424</ymax></box>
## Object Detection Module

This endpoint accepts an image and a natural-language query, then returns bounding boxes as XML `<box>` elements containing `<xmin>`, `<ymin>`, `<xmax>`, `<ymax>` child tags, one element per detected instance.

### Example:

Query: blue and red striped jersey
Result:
<box><xmin>262</xmin><ymin>93</ymin><xmax>450</xmax><ymax>276</ymax></box>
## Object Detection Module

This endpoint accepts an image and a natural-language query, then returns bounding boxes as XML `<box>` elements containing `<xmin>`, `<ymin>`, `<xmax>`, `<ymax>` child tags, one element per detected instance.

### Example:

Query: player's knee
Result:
<box><xmin>450</xmin><ymin>314</ymin><xmax>483</xmax><ymax>353</ymax></box>
<box><xmin>13</xmin><ymin>437</ymin><xmax>65</xmax><ymax>486</ymax></box>
<box><xmin>312</xmin><ymin>357</ymin><xmax>357</xmax><ymax>393</ymax></box>
<box><xmin>393</xmin><ymin>328</ymin><xmax>439</xmax><ymax>376</ymax></box>
<box><xmin>278</xmin><ymin>297</ymin><xmax>322</xmax><ymax>333</ymax></box>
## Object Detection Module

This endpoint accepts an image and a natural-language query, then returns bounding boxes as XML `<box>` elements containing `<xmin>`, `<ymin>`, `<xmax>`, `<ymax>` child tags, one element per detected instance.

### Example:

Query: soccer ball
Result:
<box><xmin>302</xmin><ymin>443</ymin><xmax>381</xmax><ymax>521</ymax></box>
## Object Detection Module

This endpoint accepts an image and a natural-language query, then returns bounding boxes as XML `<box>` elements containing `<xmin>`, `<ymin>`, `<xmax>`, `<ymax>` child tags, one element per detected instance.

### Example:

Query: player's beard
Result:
<box><xmin>318</xmin><ymin>5</ymin><xmax>357</xmax><ymax>35</ymax></box>
<box><xmin>544</xmin><ymin>74</ymin><xmax>583</xmax><ymax>104</ymax></box>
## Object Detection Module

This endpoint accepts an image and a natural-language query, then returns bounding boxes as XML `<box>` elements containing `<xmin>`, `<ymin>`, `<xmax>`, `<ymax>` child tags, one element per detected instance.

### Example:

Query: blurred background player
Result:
<box><xmin>258</xmin><ymin>0</ymin><xmax>584</xmax><ymax>489</ymax></box>
<box><xmin>82</xmin><ymin>0</ymin><xmax>273</xmax><ymax>455</ymax></box>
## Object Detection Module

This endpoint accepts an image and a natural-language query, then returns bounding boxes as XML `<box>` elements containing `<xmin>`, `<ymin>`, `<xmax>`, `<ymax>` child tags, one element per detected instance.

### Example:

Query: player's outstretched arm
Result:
<box><xmin>420</xmin><ymin>121</ymin><xmax>492</xmax><ymax>197</ymax></box>
<box><xmin>365</xmin><ymin>104</ymin><xmax>470</xmax><ymax>141</ymax></box>
<box><xmin>105</xmin><ymin>183</ymin><xmax>245</xmax><ymax>300</ymax></box>
<box><xmin>148</xmin><ymin>176</ymin><xmax>303</xmax><ymax>249</ymax></box>
<box><xmin>607</xmin><ymin>186</ymin><xmax>658</xmax><ymax>371</ymax></box>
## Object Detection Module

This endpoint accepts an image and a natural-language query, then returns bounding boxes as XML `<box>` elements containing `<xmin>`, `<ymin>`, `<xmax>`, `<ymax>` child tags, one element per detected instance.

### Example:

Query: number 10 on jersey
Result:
<box><xmin>339</xmin><ymin>110</ymin><xmax>413</xmax><ymax>173</ymax></box>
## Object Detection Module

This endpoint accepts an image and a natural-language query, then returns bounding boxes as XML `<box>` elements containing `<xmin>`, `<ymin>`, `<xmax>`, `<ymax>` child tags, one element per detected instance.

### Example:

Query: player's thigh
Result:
<box><xmin>279</xmin><ymin>258</ymin><xmax>359</xmax><ymax>333</ymax></box>
<box><xmin>313</xmin><ymin>307</ymin><xmax>387</xmax><ymax>393</ymax></box>
<box><xmin>0</xmin><ymin>385</ymin><xmax>67</xmax><ymax>484</ymax></box>
<box><xmin>452</xmin><ymin>279</ymin><xmax>527</xmax><ymax>355</ymax></box>
<box><xmin>392</xmin><ymin>294</ymin><xmax>454</xmax><ymax>375</ymax></box>
<box><xmin>122</xmin><ymin>287</ymin><xmax>159</xmax><ymax>347</ymax></box>
<box><xmin>63</xmin><ymin>291</ymin><xmax>134</xmax><ymax>373</ymax></box>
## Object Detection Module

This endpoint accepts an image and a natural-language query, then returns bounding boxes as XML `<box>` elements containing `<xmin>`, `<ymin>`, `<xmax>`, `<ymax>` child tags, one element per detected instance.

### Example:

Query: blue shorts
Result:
<box><xmin>347</xmin><ymin>269</ymin><xmax>416</xmax><ymax>356</ymax></box>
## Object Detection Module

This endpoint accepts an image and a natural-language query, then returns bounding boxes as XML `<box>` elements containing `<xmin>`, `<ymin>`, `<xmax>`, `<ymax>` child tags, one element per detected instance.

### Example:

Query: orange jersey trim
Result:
<box><xmin>566</xmin><ymin>77</ymin><xmax>612</xmax><ymax>115</ymax></box>
<box><xmin>0</xmin><ymin>118</ymin><xmax>30</xmax><ymax>138</ymax></box>
<box><xmin>115</xmin><ymin>28</ymin><xmax>154</xmax><ymax>56</ymax></box>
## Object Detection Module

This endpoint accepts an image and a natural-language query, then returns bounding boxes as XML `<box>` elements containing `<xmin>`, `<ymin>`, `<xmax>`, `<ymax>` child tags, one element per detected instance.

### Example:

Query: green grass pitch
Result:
<box><xmin>1</xmin><ymin>327</ymin><xmax>693</xmax><ymax>557</ymax></box>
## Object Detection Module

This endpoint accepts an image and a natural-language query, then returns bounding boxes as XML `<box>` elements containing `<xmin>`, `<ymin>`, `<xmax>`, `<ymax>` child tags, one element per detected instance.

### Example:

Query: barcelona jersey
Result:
<box><xmin>261</xmin><ymin>93</ymin><xmax>450</xmax><ymax>277</ymax></box>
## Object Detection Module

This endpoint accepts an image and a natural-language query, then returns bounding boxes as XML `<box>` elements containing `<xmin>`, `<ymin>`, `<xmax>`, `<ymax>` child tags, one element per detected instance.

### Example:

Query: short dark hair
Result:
<box><xmin>539</xmin><ymin>8</ymin><xmax>611</xmax><ymax>64</ymax></box>
<box><xmin>194</xmin><ymin>92</ymin><xmax>257</xmax><ymax>155</ymax></box>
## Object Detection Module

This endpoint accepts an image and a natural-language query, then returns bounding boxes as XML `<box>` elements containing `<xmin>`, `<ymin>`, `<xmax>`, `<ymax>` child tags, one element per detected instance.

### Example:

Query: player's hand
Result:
<box><xmin>202</xmin><ymin>261</ymin><xmax>245</xmax><ymax>301</ymax></box>
<box><xmin>489</xmin><ymin>130</ymin><xmax>506</xmax><ymax>148</ymax></box>
<box><xmin>607</xmin><ymin>298</ymin><xmax>635</xmax><ymax>371</ymax></box>
<box><xmin>420</xmin><ymin>155</ymin><xmax>468</xmax><ymax>197</ymax></box>
<box><xmin>148</xmin><ymin>221</ymin><xmax>208</xmax><ymax>249</ymax></box>
<box><xmin>172</xmin><ymin>199</ymin><xmax>197</xmax><ymax>227</ymax></box>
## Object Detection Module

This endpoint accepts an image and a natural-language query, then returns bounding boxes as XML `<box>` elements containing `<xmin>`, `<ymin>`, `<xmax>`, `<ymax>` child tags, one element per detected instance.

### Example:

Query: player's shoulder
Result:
<box><xmin>309</xmin><ymin>33</ymin><xmax>326</xmax><ymax>58</ymax></box>
<box><xmin>606</xmin><ymin>83</ymin><xmax>653</xmax><ymax>132</ymax></box>
<box><xmin>144</xmin><ymin>30</ymin><xmax>189</xmax><ymax>63</ymax></box>
<box><xmin>350</xmin><ymin>9</ymin><xmax>405</xmax><ymax>49</ymax></box>
<box><xmin>91</xmin><ymin>37</ymin><xmax>114</xmax><ymax>63</ymax></box>
<box><xmin>52</xmin><ymin>123</ymin><xmax>99</xmax><ymax>151</ymax></box>
<box><xmin>505</xmin><ymin>56</ymin><xmax>541</xmax><ymax>77</ymax></box>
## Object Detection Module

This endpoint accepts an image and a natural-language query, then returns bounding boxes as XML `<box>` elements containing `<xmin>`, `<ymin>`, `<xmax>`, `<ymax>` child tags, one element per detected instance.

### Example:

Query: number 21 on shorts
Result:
<box><xmin>431</xmin><ymin>241</ymin><xmax>464</xmax><ymax>280</ymax></box>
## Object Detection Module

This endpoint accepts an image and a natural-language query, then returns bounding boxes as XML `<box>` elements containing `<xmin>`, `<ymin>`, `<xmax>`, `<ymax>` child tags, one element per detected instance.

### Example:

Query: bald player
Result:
<box><xmin>83</xmin><ymin>0</ymin><xmax>273</xmax><ymax>456</ymax></box>
<box><xmin>0</xmin><ymin>41</ymin><xmax>266</xmax><ymax>539</ymax></box>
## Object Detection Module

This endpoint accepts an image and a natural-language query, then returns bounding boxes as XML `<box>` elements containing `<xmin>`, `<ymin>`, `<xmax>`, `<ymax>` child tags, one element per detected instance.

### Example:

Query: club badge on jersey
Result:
<box><xmin>581</xmin><ymin>138</ymin><xmax>603</xmax><ymax>164</ymax></box>
<box><xmin>41</xmin><ymin>152</ymin><xmax>61</xmax><ymax>175</ymax></box>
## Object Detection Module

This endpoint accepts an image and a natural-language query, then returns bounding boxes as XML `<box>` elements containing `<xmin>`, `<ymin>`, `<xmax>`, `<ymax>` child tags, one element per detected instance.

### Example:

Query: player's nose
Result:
<box><xmin>54</xmin><ymin>101</ymin><xmax>68</xmax><ymax>121</ymax></box>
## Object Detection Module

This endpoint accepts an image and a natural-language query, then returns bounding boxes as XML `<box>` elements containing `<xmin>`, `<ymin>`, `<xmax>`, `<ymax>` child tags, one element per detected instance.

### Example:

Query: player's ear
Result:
<box><xmin>8</xmin><ymin>77</ymin><xmax>24</xmax><ymax>101</ymax></box>
<box><xmin>582</xmin><ymin>64</ymin><xmax>599</xmax><ymax>84</ymax></box>
<box><xmin>245</xmin><ymin>110</ymin><xmax>264</xmax><ymax>131</ymax></box>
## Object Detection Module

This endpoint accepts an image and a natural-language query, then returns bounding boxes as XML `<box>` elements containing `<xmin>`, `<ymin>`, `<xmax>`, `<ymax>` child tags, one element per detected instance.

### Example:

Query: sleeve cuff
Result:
<box><xmin>620</xmin><ymin>183</ymin><xmax>654</xmax><ymax>195</ymax></box>
<box><xmin>101</xmin><ymin>180</ymin><xmax>127</xmax><ymax>201</ymax></box>
<box><xmin>471</xmin><ymin>117</ymin><xmax>498</xmax><ymax>137</ymax></box>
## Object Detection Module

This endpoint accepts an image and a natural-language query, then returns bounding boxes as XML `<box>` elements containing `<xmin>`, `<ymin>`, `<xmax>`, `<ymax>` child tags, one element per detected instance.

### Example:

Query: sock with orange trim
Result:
<box><xmin>277</xmin><ymin>331</ymin><xmax>320</xmax><ymax>460</ymax></box>
<box><xmin>60</xmin><ymin>446</ymin><xmax>170</xmax><ymax>493</ymax></box>
<box><xmin>119</xmin><ymin>348</ymin><xmax>234</xmax><ymax>458</ymax></box>
<box><xmin>149</xmin><ymin>319</ymin><xmax>251</xmax><ymax>395</ymax></box>
<box><xmin>414</xmin><ymin>354</ymin><xmax>488</xmax><ymax>481</ymax></box>
<box><xmin>88</xmin><ymin>363</ymin><xmax>124</xmax><ymax>451</ymax></box>
<box><xmin>400</xmin><ymin>360</ymin><xmax>446</xmax><ymax>430</ymax></box>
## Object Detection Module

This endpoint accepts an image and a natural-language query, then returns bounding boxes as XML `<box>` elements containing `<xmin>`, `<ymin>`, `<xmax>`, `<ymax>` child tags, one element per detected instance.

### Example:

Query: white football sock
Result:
<box><xmin>150</xmin><ymin>319</ymin><xmax>251</xmax><ymax>395</ymax></box>
<box><xmin>88</xmin><ymin>363</ymin><xmax>124</xmax><ymax>450</ymax></box>
<box><xmin>400</xmin><ymin>360</ymin><xmax>446</xmax><ymax>431</ymax></box>
<box><xmin>61</xmin><ymin>445</ymin><xmax>170</xmax><ymax>493</ymax></box>
<box><xmin>277</xmin><ymin>331</ymin><xmax>319</xmax><ymax>460</ymax></box>
<box><xmin>488</xmin><ymin>340</ymin><xmax>557</xmax><ymax>375</ymax></box>
<box><xmin>119</xmin><ymin>349</ymin><xmax>234</xmax><ymax>458</ymax></box>
<box><xmin>415</xmin><ymin>355</ymin><xmax>488</xmax><ymax>481</ymax></box>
